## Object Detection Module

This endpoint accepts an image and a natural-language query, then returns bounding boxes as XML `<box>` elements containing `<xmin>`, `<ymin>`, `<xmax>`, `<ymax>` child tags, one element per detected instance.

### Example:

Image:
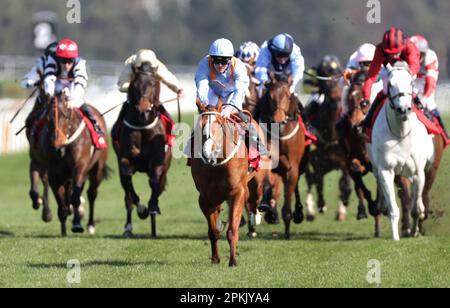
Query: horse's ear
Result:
<box><xmin>196</xmin><ymin>98</ymin><xmax>206</xmax><ymax>113</ymax></box>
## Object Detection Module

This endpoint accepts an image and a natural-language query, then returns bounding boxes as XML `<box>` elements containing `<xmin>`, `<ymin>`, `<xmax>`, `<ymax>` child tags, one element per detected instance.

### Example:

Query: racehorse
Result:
<box><xmin>190</xmin><ymin>99</ymin><xmax>251</xmax><ymax>267</ymax></box>
<box><xmin>112</xmin><ymin>70</ymin><xmax>172</xmax><ymax>238</ymax></box>
<box><xmin>368</xmin><ymin>62</ymin><xmax>442</xmax><ymax>240</ymax></box>
<box><xmin>300</xmin><ymin>75</ymin><xmax>352</xmax><ymax>221</ymax></box>
<box><xmin>242</xmin><ymin>64</ymin><xmax>260</xmax><ymax>114</ymax></box>
<box><xmin>26</xmin><ymin>82</ymin><xmax>52</xmax><ymax>223</ymax></box>
<box><xmin>256</xmin><ymin>73</ymin><xmax>306</xmax><ymax>239</ymax></box>
<box><xmin>35</xmin><ymin>91</ymin><xmax>109</xmax><ymax>236</ymax></box>
<box><xmin>342</xmin><ymin>70</ymin><xmax>412</xmax><ymax>237</ymax></box>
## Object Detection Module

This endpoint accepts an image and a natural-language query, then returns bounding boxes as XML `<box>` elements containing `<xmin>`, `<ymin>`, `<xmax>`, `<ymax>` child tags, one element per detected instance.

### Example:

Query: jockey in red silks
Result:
<box><xmin>43</xmin><ymin>39</ymin><xmax>107</xmax><ymax>148</ymax></box>
<box><xmin>409</xmin><ymin>35</ymin><xmax>448</xmax><ymax>138</ymax></box>
<box><xmin>360</xmin><ymin>27</ymin><xmax>421</xmax><ymax>128</ymax></box>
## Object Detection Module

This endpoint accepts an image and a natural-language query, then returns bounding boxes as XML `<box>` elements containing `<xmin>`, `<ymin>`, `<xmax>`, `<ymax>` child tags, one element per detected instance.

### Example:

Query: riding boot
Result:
<box><xmin>80</xmin><ymin>104</ymin><xmax>104</xmax><ymax>136</ymax></box>
<box><xmin>359</xmin><ymin>92</ymin><xmax>386</xmax><ymax>129</ymax></box>
<box><xmin>236</xmin><ymin>111</ymin><xmax>269</xmax><ymax>157</ymax></box>
<box><xmin>432</xmin><ymin>109</ymin><xmax>449</xmax><ymax>139</ymax></box>
<box><xmin>111</xmin><ymin>102</ymin><xmax>128</xmax><ymax>141</ymax></box>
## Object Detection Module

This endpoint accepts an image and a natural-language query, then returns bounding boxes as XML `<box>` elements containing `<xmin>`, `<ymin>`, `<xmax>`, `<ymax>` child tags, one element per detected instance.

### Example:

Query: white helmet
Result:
<box><xmin>209</xmin><ymin>38</ymin><xmax>234</xmax><ymax>57</ymax></box>
<box><xmin>236</xmin><ymin>41</ymin><xmax>260</xmax><ymax>64</ymax></box>
<box><xmin>356</xmin><ymin>43</ymin><xmax>376</xmax><ymax>63</ymax></box>
<box><xmin>135</xmin><ymin>49</ymin><xmax>158</xmax><ymax>69</ymax></box>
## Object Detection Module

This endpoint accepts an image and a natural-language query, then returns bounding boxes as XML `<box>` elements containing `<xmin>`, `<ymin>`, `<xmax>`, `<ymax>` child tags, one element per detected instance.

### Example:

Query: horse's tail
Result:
<box><xmin>103</xmin><ymin>164</ymin><xmax>113</xmax><ymax>181</ymax></box>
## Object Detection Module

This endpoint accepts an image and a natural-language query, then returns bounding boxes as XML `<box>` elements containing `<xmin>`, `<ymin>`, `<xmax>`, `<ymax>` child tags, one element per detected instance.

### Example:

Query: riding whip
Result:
<box><xmin>9</xmin><ymin>87</ymin><xmax>39</xmax><ymax>124</ymax></box>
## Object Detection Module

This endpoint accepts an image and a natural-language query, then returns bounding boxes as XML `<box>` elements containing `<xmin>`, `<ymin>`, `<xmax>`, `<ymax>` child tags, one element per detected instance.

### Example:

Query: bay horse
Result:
<box><xmin>190</xmin><ymin>99</ymin><xmax>252</xmax><ymax>267</ymax></box>
<box><xmin>242</xmin><ymin>63</ymin><xmax>260</xmax><ymax>114</ymax></box>
<box><xmin>34</xmin><ymin>91</ymin><xmax>109</xmax><ymax>236</ymax></box>
<box><xmin>368</xmin><ymin>62</ymin><xmax>442</xmax><ymax>240</ymax></box>
<box><xmin>299</xmin><ymin>73</ymin><xmax>352</xmax><ymax>222</ymax></box>
<box><xmin>26</xmin><ymin>82</ymin><xmax>52</xmax><ymax>223</ymax></box>
<box><xmin>342</xmin><ymin>70</ymin><xmax>412</xmax><ymax>237</ymax></box>
<box><xmin>255</xmin><ymin>73</ymin><xmax>306</xmax><ymax>239</ymax></box>
<box><xmin>112</xmin><ymin>70</ymin><xmax>172</xmax><ymax>238</ymax></box>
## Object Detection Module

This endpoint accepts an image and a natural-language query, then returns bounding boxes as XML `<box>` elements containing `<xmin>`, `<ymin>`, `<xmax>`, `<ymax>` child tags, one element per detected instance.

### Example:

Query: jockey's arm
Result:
<box><xmin>227</xmin><ymin>61</ymin><xmax>250</xmax><ymax>110</ymax></box>
<box><xmin>254</xmin><ymin>47</ymin><xmax>271</xmax><ymax>87</ymax></box>
<box><xmin>363</xmin><ymin>46</ymin><xmax>384</xmax><ymax>101</ymax></box>
<box><xmin>20</xmin><ymin>57</ymin><xmax>45</xmax><ymax>89</ymax></box>
<box><xmin>155</xmin><ymin>61</ymin><xmax>183</xmax><ymax>95</ymax></box>
<box><xmin>68</xmin><ymin>59</ymin><xmax>89</xmax><ymax>108</ymax></box>
<box><xmin>194</xmin><ymin>57</ymin><xmax>211</xmax><ymax>105</ymax></box>
<box><xmin>43</xmin><ymin>56</ymin><xmax>58</xmax><ymax>97</ymax></box>
<box><xmin>405</xmin><ymin>42</ymin><xmax>421</xmax><ymax>77</ymax></box>
<box><xmin>289</xmin><ymin>45</ymin><xmax>305</xmax><ymax>93</ymax></box>
<box><xmin>424</xmin><ymin>50</ymin><xmax>439</xmax><ymax>98</ymax></box>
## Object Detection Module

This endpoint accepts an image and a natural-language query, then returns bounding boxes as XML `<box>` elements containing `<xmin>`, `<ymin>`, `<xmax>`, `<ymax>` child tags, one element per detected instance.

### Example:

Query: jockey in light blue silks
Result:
<box><xmin>195</xmin><ymin>38</ymin><xmax>269</xmax><ymax>157</ymax></box>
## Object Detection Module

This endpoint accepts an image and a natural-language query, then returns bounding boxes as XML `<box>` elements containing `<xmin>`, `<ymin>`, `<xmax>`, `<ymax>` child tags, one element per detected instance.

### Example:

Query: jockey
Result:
<box><xmin>303</xmin><ymin>55</ymin><xmax>342</xmax><ymax>122</ymax></box>
<box><xmin>114</xmin><ymin>49</ymin><xmax>184</xmax><ymax>144</ymax></box>
<box><xmin>235</xmin><ymin>41</ymin><xmax>260</xmax><ymax>75</ymax></box>
<box><xmin>409</xmin><ymin>35</ymin><xmax>448</xmax><ymax>137</ymax></box>
<box><xmin>21</xmin><ymin>41</ymin><xmax>58</xmax><ymax>129</ymax></box>
<box><xmin>360</xmin><ymin>27</ymin><xmax>421</xmax><ymax>128</ymax></box>
<box><xmin>339</xmin><ymin>43</ymin><xmax>383</xmax><ymax>114</ymax></box>
<box><xmin>43</xmin><ymin>39</ymin><xmax>106</xmax><ymax>146</ymax></box>
<box><xmin>195</xmin><ymin>38</ymin><xmax>268</xmax><ymax>157</ymax></box>
<box><xmin>255</xmin><ymin>33</ymin><xmax>305</xmax><ymax>99</ymax></box>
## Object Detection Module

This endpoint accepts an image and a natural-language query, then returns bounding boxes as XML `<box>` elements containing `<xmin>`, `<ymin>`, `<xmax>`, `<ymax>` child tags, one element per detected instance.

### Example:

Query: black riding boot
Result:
<box><xmin>80</xmin><ymin>104</ymin><xmax>104</xmax><ymax>136</ymax></box>
<box><xmin>359</xmin><ymin>93</ymin><xmax>385</xmax><ymax>129</ymax></box>
<box><xmin>111</xmin><ymin>103</ymin><xmax>128</xmax><ymax>140</ymax></box>
<box><xmin>236</xmin><ymin>111</ymin><xmax>269</xmax><ymax>157</ymax></box>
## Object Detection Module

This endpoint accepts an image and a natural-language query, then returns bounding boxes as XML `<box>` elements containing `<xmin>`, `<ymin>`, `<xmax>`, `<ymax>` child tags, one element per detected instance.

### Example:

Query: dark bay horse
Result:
<box><xmin>254</xmin><ymin>73</ymin><xmax>307</xmax><ymax>239</ymax></box>
<box><xmin>190</xmin><ymin>100</ymin><xmax>250</xmax><ymax>267</ymax></box>
<box><xmin>112</xmin><ymin>71</ymin><xmax>172</xmax><ymax>238</ymax></box>
<box><xmin>33</xmin><ymin>92</ymin><xmax>109</xmax><ymax>236</ymax></box>
<box><xmin>27</xmin><ymin>83</ymin><xmax>52</xmax><ymax>223</ymax></box>
<box><xmin>299</xmin><ymin>75</ymin><xmax>352</xmax><ymax>222</ymax></box>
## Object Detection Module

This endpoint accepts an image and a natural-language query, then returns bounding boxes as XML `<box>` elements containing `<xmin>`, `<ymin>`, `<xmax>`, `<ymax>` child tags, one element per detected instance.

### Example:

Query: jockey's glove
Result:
<box><xmin>44</xmin><ymin>80</ymin><xmax>55</xmax><ymax>97</ymax></box>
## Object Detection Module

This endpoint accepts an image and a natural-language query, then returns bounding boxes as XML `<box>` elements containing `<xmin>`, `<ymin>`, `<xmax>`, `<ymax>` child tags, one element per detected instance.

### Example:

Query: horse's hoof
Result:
<box><xmin>319</xmin><ymin>206</ymin><xmax>328</xmax><ymax>214</ymax></box>
<box><xmin>247</xmin><ymin>231</ymin><xmax>257</xmax><ymax>239</ymax></box>
<box><xmin>72</xmin><ymin>224</ymin><xmax>84</xmax><ymax>234</ymax></box>
<box><xmin>284</xmin><ymin>233</ymin><xmax>291</xmax><ymax>240</ymax></box>
<box><xmin>228</xmin><ymin>259</ymin><xmax>238</xmax><ymax>267</ymax></box>
<box><xmin>149</xmin><ymin>205</ymin><xmax>161</xmax><ymax>215</ymax></box>
<box><xmin>402</xmin><ymin>229</ymin><xmax>412</xmax><ymax>238</ymax></box>
<box><xmin>32</xmin><ymin>197</ymin><xmax>43</xmax><ymax>210</ymax></box>
<box><xmin>123</xmin><ymin>230</ymin><xmax>133</xmax><ymax>238</ymax></box>
<box><xmin>137</xmin><ymin>204</ymin><xmax>149</xmax><ymax>220</ymax></box>
<box><xmin>357</xmin><ymin>210</ymin><xmax>368</xmax><ymax>220</ymax></box>
<box><xmin>293</xmin><ymin>209</ymin><xmax>304</xmax><ymax>224</ymax></box>
<box><xmin>42</xmin><ymin>211</ymin><xmax>53</xmax><ymax>223</ymax></box>
<box><xmin>306</xmin><ymin>214</ymin><xmax>315</xmax><ymax>222</ymax></box>
<box><xmin>336</xmin><ymin>213</ymin><xmax>347</xmax><ymax>222</ymax></box>
<box><xmin>87</xmin><ymin>225</ymin><xmax>96</xmax><ymax>235</ymax></box>
<box><xmin>210</xmin><ymin>257</ymin><xmax>221</xmax><ymax>265</ymax></box>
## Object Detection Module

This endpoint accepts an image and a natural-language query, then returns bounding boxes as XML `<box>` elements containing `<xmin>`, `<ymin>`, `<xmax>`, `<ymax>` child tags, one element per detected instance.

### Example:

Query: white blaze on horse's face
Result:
<box><xmin>388</xmin><ymin>69</ymin><xmax>413</xmax><ymax>121</ymax></box>
<box><xmin>202</xmin><ymin>114</ymin><xmax>223</xmax><ymax>164</ymax></box>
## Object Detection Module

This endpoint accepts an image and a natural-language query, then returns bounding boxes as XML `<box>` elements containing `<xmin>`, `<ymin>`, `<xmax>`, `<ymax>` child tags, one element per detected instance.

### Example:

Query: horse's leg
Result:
<box><xmin>282</xmin><ymin>169</ymin><xmax>299</xmax><ymax>239</ymax></box>
<box><xmin>41</xmin><ymin>172</ymin><xmax>52</xmax><ymax>223</ymax></box>
<box><xmin>119</xmin><ymin>173</ymin><xmax>145</xmax><ymax>237</ymax></box>
<box><xmin>293</xmin><ymin>181</ymin><xmax>305</xmax><ymax>224</ymax></box>
<box><xmin>50</xmin><ymin>180</ymin><xmax>68</xmax><ymax>237</ymax></box>
<box><xmin>85</xmin><ymin>163</ymin><xmax>105</xmax><ymax>235</ymax></box>
<box><xmin>227</xmin><ymin>188</ymin><xmax>246</xmax><ymax>267</ymax></box>
<box><xmin>200</xmin><ymin>196</ymin><xmax>221</xmax><ymax>264</ymax></box>
<box><xmin>247</xmin><ymin>178</ymin><xmax>262</xmax><ymax>238</ymax></box>
<box><xmin>395</xmin><ymin>176</ymin><xmax>411</xmax><ymax>237</ymax></box>
<box><xmin>29</xmin><ymin>160</ymin><xmax>42</xmax><ymax>210</ymax></box>
<box><xmin>378</xmin><ymin>169</ymin><xmax>400</xmax><ymax>241</ymax></box>
<box><xmin>411</xmin><ymin>170</ymin><xmax>426</xmax><ymax>238</ymax></box>
<box><xmin>148</xmin><ymin>164</ymin><xmax>165</xmax><ymax>215</ymax></box>
<box><xmin>70</xmin><ymin>165</ymin><xmax>89</xmax><ymax>234</ymax></box>
<box><xmin>336</xmin><ymin>171</ymin><xmax>352</xmax><ymax>221</ymax></box>
<box><xmin>265</xmin><ymin>174</ymin><xmax>281</xmax><ymax>225</ymax></box>
<box><xmin>350</xmin><ymin>172</ymin><xmax>369</xmax><ymax>220</ymax></box>
<box><xmin>305</xmin><ymin>163</ymin><xmax>316</xmax><ymax>221</ymax></box>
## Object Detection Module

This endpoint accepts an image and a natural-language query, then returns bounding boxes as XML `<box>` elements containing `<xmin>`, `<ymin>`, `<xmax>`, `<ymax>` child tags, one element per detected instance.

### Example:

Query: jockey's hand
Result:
<box><xmin>25</xmin><ymin>79</ymin><xmax>36</xmax><ymax>89</ymax></box>
<box><xmin>62</xmin><ymin>87</ymin><xmax>71</xmax><ymax>99</ymax></box>
<box><xmin>289</xmin><ymin>85</ymin><xmax>296</xmax><ymax>94</ymax></box>
<box><xmin>177</xmin><ymin>89</ymin><xmax>185</xmax><ymax>99</ymax></box>
<box><xmin>414</xmin><ymin>96</ymin><xmax>425</xmax><ymax>110</ymax></box>
<box><xmin>44</xmin><ymin>80</ymin><xmax>55</xmax><ymax>97</ymax></box>
<box><xmin>221</xmin><ymin>105</ymin><xmax>234</xmax><ymax>118</ymax></box>
<box><xmin>257</xmin><ymin>84</ymin><xmax>266</xmax><ymax>99</ymax></box>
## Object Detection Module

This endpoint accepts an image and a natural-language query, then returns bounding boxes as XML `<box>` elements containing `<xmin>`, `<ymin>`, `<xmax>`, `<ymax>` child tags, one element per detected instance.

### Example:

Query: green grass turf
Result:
<box><xmin>0</xmin><ymin>114</ymin><xmax>449</xmax><ymax>288</ymax></box>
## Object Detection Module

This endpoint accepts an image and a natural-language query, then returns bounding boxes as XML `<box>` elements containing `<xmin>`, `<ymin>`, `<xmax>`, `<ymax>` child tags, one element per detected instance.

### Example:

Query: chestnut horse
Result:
<box><xmin>190</xmin><ymin>100</ymin><xmax>253</xmax><ymax>267</ymax></box>
<box><xmin>112</xmin><ymin>71</ymin><xmax>172</xmax><ymax>238</ymax></box>
<box><xmin>33</xmin><ymin>92</ymin><xmax>109</xmax><ymax>236</ymax></box>
<box><xmin>254</xmin><ymin>73</ymin><xmax>306</xmax><ymax>239</ymax></box>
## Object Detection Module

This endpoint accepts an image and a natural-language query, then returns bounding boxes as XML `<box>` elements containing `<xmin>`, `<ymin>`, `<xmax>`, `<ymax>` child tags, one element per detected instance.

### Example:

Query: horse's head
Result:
<box><xmin>347</xmin><ymin>70</ymin><xmax>370</xmax><ymax>126</ymax></box>
<box><xmin>195</xmin><ymin>99</ymin><xmax>233</xmax><ymax>166</ymax></box>
<box><xmin>266</xmin><ymin>72</ymin><xmax>294</xmax><ymax>124</ymax></box>
<box><xmin>46</xmin><ymin>91</ymin><xmax>78</xmax><ymax>149</ymax></box>
<box><xmin>387</xmin><ymin>62</ymin><xmax>414</xmax><ymax>121</ymax></box>
<box><xmin>128</xmin><ymin>70</ymin><xmax>159</xmax><ymax>124</ymax></box>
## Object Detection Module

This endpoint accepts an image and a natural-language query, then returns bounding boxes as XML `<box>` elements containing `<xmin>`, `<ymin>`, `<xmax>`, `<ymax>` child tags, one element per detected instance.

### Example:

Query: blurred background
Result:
<box><xmin>0</xmin><ymin>0</ymin><xmax>449</xmax><ymax>153</ymax></box>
